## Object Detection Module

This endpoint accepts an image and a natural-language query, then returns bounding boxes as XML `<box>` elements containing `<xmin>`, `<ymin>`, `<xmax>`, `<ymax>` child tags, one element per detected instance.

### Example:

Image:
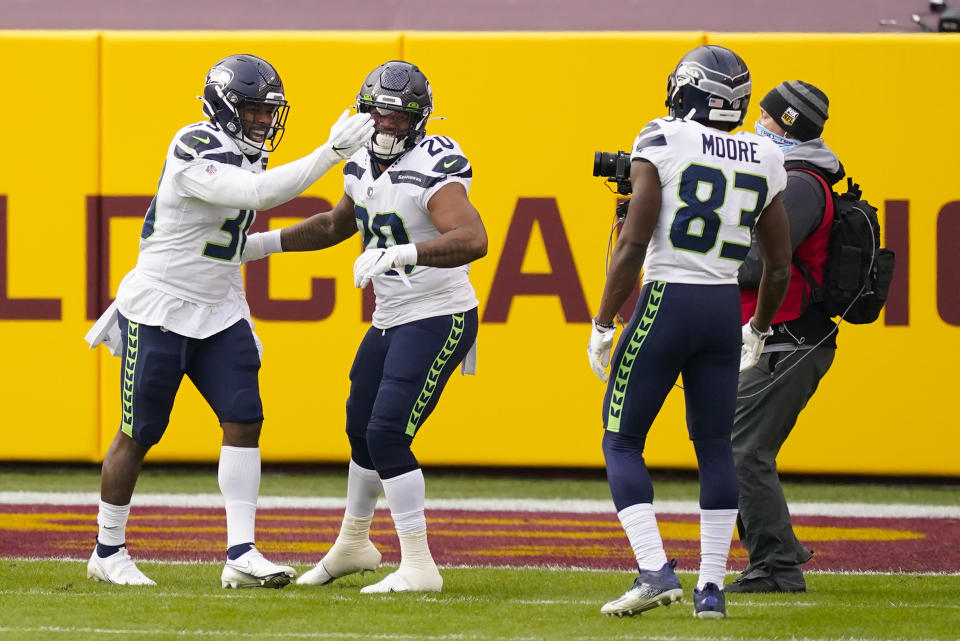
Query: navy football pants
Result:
<box><xmin>118</xmin><ymin>313</ymin><xmax>263</xmax><ymax>448</ymax></box>
<box><xmin>346</xmin><ymin>309</ymin><xmax>478</xmax><ymax>479</ymax></box>
<box><xmin>601</xmin><ymin>282</ymin><xmax>740</xmax><ymax>512</ymax></box>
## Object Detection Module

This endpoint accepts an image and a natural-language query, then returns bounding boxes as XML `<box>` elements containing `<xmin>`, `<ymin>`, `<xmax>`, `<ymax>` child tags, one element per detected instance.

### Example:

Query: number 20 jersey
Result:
<box><xmin>344</xmin><ymin>135</ymin><xmax>478</xmax><ymax>329</ymax></box>
<box><xmin>630</xmin><ymin>117</ymin><xmax>787</xmax><ymax>285</ymax></box>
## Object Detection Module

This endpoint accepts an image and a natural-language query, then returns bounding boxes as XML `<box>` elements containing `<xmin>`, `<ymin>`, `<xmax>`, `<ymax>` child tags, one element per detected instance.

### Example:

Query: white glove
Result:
<box><xmin>587</xmin><ymin>318</ymin><xmax>617</xmax><ymax>382</ymax></box>
<box><xmin>324</xmin><ymin>109</ymin><xmax>374</xmax><ymax>160</ymax></box>
<box><xmin>241</xmin><ymin>229</ymin><xmax>283</xmax><ymax>263</ymax></box>
<box><xmin>740</xmin><ymin>318</ymin><xmax>774</xmax><ymax>372</ymax></box>
<box><xmin>353</xmin><ymin>244</ymin><xmax>418</xmax><ymax>289</ymax></box>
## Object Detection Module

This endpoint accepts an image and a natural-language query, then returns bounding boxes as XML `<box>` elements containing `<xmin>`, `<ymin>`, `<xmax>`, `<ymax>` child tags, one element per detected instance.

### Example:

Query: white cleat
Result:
<box><xmin>297</xmin><ymin>540</ymin><xmax>382</xmax><ymax>586</ymax></box>
<box><xmin>221</xmin><ymin>548</ymin><xmax>296</xmax><ymax>589</ymax></box>
<box><xmin>87</xmin><ymin>548</ymin><xmax>156</xmax><ymax>586</ymax></box>
<box><xmin>359</xmin><ymin>566</ymin><xmax>443</xmax><ymax>594</ymax></box>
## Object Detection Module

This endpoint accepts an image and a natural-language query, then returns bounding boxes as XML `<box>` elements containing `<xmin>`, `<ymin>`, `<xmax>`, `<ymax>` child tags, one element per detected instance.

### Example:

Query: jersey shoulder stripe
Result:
<box><xmin>344</xmin><ymin>160</ymin><xmax>366</xmax><ymax>180</ymax></box>
<box><xmin>634</xmin><ymin>120</ymin><xmax>667</xmax><ymax>152</ymax></box>
<box><xmin>387</xmin><ymin>169</ymin><xmax>448</xmax><ymax>189</ymax></box>
<box><xmin>173</xmin><ymin>123</ymin><xmax>242</xmax><ymax>165</ymax></box>
<box><xmin>431</xmin><ymin>154</ymin><xmax>469</xmax><ymax>174</ymax></box>
<box><xmin>201</xmin><ymin>151</ymin><xmax>244</xmax><ymax>167</ymax></box>
<box><xmin>177</xmin><ymin>125</ymin><xmax>224</xmax><ymax>153</ymax></box>
<box><xmin>389</xmin><ymin>135</ymin><xmax>472</xmax><ymax>189</ymax></box>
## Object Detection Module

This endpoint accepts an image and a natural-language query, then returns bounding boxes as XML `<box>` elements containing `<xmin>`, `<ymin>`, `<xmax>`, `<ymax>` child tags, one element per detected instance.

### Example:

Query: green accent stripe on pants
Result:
<box><xmin>120</xmin><ymin>320</ymin><xmax>139</xmax><ymax>438</ymax></box>
<box><xmin>606</xmin><ymin>281</ymin><xmax>665</xmax><ymax>433</ymax></box>
<box><xmin>406</xmin><ymin>313</ymin><xmax>465</xmax><ymax>436</ymax></box>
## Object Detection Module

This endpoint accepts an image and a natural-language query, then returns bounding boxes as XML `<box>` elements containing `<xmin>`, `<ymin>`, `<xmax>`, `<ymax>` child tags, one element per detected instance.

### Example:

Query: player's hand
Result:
<box><xmin>740</xmin><ymin>317</ymin><xmax>773</xmax><ymax>372</ymax></box>
<box><xmin>587</xmin><ymin>318</ymin><xmax>616</xmax><ymax>382</ymax></box>
<box><xmin>353</xmin><ymin>244</ymin><xmax>418</xmax><ymax>289</ymax></box>
<box><xmin>325</xmin><ymin>109</ymin><xmax>374</xmax><ymax>159</ymax></box>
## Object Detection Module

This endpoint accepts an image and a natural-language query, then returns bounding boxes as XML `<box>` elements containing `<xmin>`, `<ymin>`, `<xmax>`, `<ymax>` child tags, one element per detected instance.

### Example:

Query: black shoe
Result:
<box><xmin>724</xmin><ymin>573</ymin><xmax>806</xmax><ymax>593</ymax></box>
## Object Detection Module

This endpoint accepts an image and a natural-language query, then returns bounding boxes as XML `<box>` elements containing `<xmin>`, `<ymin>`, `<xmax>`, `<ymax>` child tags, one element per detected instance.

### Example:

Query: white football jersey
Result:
<box><xmin>116</xmin><ymin>121</ymin><xmax>266</xmax><ymax>339</ymax></box>
<box><xmin>345</xmin><ymin>135</ymin><xmax>478</xmax><ymax>329</ymax></box>
<box><xmin>630</xmin><ymin>117</ymin><xmax>787</xmax><ymax>285</ymax></box>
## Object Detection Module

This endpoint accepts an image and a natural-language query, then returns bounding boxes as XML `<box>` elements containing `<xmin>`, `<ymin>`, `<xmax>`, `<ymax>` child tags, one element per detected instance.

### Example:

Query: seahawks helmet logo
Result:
<box><xmin>206</xmin><ymin>66</ymin><xmax>234</xmax><ymax>88</ymax></box>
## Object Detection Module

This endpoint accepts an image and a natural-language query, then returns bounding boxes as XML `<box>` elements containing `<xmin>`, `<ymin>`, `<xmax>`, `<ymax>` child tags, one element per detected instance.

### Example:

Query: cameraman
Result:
<box><xmin>728</xmin><ymin>80</ymin><xmax>843</xmax><ymax>594</ymax></box>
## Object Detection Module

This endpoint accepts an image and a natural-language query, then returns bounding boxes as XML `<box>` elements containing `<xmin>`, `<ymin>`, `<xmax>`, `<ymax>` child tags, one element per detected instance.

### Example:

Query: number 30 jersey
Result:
<box><xmin>631</xmin><ymin>117</ymin><xmax>787</xmax><ymax>285</ymax></box>
<box><xmin>115</xmin><ymin>121</ymin><xmax>266</xmax><ymax>339</ymax></box>
<box><xmin>344</xmin><ymin>135</ymin><xmax>479</xmax><ymax>329</ymax></box>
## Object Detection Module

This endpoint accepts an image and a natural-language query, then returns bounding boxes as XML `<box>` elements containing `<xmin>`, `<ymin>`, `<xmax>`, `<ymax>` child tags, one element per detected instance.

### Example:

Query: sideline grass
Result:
<box><xmin>3</xmin><ymin>463</ymin><xmax>960</xmax><ymax>504</ymax></box>
<box><xmin>0</xmin><ymin>561</ymin><xmax>957</xmax><ymax>641</ymax></box>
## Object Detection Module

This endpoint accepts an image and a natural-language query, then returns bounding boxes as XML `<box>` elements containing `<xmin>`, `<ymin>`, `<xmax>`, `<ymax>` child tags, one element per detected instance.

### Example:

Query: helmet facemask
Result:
<box><xmin>235</xmin><ymin>93</ymin><xmax>289</xmax><ymax>154</ymax></box>
<box><xmin>357</xmin><ymin>102</ymin><xmax>426</xmax><ymax>162</ymax></box>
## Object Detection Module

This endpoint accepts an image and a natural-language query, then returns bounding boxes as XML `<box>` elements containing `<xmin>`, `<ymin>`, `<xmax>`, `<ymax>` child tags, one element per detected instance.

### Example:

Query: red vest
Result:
<box><xmin>741</xmin><ymin>169</ymin><xmax>834</xmax><ymax>324</ymax></box>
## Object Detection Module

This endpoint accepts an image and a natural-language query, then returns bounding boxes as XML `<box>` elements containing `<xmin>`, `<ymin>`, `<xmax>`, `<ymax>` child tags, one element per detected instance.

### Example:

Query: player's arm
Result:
<box><xmin>242</xmin><ymin>194</ymin><xmax>357</xmax><ymax>262</ymax></box>
<box><xmin>278</xmin><ymin>194</ymin><xmax>359</xmax><ymax>251</ymax></box>
<box><xmin>595</xmin><ymin>160</ymin><xmax>661</xmax><ymax>326</ymax></box>
<box><xmin>751</xmin><ymin>193</ymin><xmax>792</xmax><ymax>330</ymax></box>
<box><xmin>177</xmin><ymin>111</ymin><xmax>372</xmax><ymax>211</ymax></box>
<box><xmin>417</xmin><ymin>182</ymin><xmax>487</xmax><ymax>267</ymax></box>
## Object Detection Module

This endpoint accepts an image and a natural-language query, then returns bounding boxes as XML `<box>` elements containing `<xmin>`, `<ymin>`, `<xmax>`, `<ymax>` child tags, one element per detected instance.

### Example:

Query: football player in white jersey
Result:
<box><xmin>84</xmin><ymin>53</ymin><xmax>373</xmax><ymax>587</ymax></box>
<box><xmin>243</xmin><ymin>60</ymin><xmax>486</xmax><ymax>593</ymax></box>
<box><xmin>586</xmin><ymin>45</ymin><xmax>792</xmax><ymax>618</ymax></box>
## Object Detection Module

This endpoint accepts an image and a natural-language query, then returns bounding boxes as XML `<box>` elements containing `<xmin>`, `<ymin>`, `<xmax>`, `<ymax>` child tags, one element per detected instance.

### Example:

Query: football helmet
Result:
<box><xmin>200</xmin><ymin>54</ymin><xmax>290</xmax><ymax>155</ymax></box>
<box><xmin>356</xmin><ymin>60</ymin><xmax>433</xmax><ymax>163</ymax></box>
<box><xmin>665</xmin><ymin>45</ymin><xmax>751</xmax><ymax>129</ymax></box>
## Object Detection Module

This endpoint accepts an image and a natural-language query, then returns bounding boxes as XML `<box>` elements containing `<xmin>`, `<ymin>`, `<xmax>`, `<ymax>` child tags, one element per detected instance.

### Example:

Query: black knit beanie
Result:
<box><xmin>759</xmin><ymin>80</ymin><xmax>829</xmax><ymax>141</ymax></box>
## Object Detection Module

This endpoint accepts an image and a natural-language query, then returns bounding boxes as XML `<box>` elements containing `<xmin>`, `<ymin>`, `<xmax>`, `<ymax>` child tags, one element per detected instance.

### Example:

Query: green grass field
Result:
<box><xmin>2</xmin><ymin>465</ymin><xmax>959</xmax><ymax>641</ymax></box>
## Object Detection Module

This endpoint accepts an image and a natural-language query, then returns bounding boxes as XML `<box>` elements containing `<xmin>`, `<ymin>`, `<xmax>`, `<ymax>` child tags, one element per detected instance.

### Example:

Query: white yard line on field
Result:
<box><xmin>0</xmin><ymin>626</ymin><xmax>940</xmax><ymax>641</ymax></box>
<box><xmin>1</xmin><ymin>491</ymin><xmax>959</xmax><ymax>518</ymax></box>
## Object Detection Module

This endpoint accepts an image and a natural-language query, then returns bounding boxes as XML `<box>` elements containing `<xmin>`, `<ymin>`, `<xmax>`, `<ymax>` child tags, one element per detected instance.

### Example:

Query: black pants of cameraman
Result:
<box><xmin>729</xmin><ymin>346</ymin><xmax>834</xmax><ymax>592</ymax></box>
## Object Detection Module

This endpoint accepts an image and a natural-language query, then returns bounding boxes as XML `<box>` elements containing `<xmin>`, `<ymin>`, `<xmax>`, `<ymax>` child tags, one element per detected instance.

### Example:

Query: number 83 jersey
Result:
<box><xmin>631</xmin><ymin>117</ymin><xmax>787</xmax><ymax>285</ymax></box>
<box><xmin>344</xmin><ymin>134</ymin><xmax>479</xmax><ymax>329</ymax></box>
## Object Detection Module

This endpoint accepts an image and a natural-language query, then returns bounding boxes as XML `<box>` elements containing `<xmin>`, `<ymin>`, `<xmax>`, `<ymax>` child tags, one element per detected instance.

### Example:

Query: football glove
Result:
<box><xmin>324</xmin><ymin>110</ymin><xmax>374</xmax><ymax>160</ymax></box>
<box><xmin>241</xmin><ymin>229</ymin><xmax>283</xmax><ymax>263</ymax></box>
<box><xmin>353</xmin><ymin>244</ymin><xmax>417</xmax><ymax>289</ymax></box>
<box><xmin>740</xmin><ymin>318</ymin><xmax>774</xmax><ymax>372</ymax></box>
<box><xmin>587</xmin><ymin>318</ymin><xmax>616</xmax><ymax>382</ymax></box>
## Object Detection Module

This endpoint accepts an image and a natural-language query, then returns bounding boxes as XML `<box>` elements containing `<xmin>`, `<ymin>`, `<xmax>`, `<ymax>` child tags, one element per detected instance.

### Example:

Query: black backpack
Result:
<box><xmin>792</xmin><ymin>169</ymin><xmax>896</xmax><ymax>324</ymax></box>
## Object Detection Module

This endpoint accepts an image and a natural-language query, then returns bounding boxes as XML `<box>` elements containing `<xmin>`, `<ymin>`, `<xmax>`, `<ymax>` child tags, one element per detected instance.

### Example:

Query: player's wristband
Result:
<box><xmin>259</xmin><ymin>228</ymin><xmax>284</xmax><ymax>255</ymax></box>
<box><xmin>593</xmin><ymin>317</ymin><xmax>615</xmax><ymax>330</ymax></box>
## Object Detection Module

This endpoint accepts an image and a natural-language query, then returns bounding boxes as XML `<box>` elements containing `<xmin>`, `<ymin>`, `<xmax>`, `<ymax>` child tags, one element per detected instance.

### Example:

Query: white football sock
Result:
<box><xmin>218</xmin><ymin>445</ymin><xmax>260</xmax><ymax>548</ymax></box>
<box><xmin>698</xmin><ymin>508</ymin><xmax>738</xmax><ymax>589</ymax></box>
<box><xmin>618</xmin><ymin>503</ymin><xmax>668</xmax><ymax>571</ymax></box>
<box><xmin>97</xmin><ymin>500</ymin><xmax>130</xmax><ymax>546</ymax></box>
<box><xmin>382</xmin><ymin>468</ymin><xmax>427</xmax><ymax>535</ymax></box>
<box><xmin>346</xmin><ymin>460</ymin><xmax>383</xmax><ymax>519</ymax></box>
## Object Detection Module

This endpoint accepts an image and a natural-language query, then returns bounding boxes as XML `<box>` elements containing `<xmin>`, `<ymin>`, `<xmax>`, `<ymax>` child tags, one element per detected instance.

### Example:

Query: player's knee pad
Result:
<box><xmin>693</xmin><ymin>437</ymin><xmax>738</xmax><ymax>509</ymax></box>
<box><xmin>128</xmin><ymin>420</ymin><xmax>168</xmax><ymax>449</ymax></box>
<box><xmin>366</xmin><ymin>428</ymin><xmax>418</xmax><ymax>479</ymax></box>
<box><xmin>221</xmin><ymin>388</ymin><xmax>264</xmax><ymax>424</ymax></box>
<box><xmin>347</xmin><ymin>434</ymin><xmax>375</xmax><ymax>470</ymax></box>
